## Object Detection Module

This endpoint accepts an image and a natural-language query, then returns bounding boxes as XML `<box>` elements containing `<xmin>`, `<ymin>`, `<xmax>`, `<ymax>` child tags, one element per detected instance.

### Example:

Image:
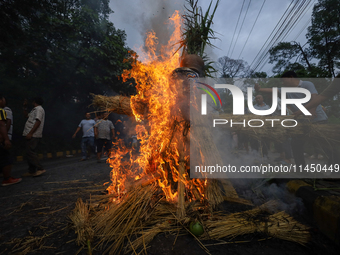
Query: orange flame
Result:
<box><xmin>107</xmin><ymin>11</ymin><xmax>206</xmax><ymax>203</ymax></box>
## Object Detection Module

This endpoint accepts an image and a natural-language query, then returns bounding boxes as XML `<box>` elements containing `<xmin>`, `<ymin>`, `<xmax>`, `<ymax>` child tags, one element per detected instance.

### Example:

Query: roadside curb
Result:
<box><xmin>16</xmin><ymin>149</ymin><xmax>81</xmax><ymax>162</ymax></box>
<box><xmin>287</xmin><ymin>180</ymin><xmax>340</xmax><ymax>244</ymax></box>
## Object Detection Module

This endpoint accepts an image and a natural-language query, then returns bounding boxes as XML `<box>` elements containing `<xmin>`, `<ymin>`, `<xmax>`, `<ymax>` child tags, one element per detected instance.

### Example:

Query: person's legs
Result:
<box><xmin>282</xmin><ymin>138</ymin><xmax>292</xmax><ymax>161</ymax></box>
<box><xmin>2</xmin><ymin>165</ymin><xmax>11</xmax><ymax>179</ymax></box>
<box><xmin>1</xmin><ymin>144</ymin><xmax>21</xmax><ymax>185</ymax></box>
<box><xmin>26</xmin><ymin>138</ymin><xmax>44</xmax><ymax>173</ymax></box>
<box><xmin>96</xmin><ymin>139</ymin><xmax>104</xmax><ymax>161</ymax></box>
<box><xmin>81</xmin><ymin>137</ymin><xmax>88</xmax><ymax>160</ymax></box>
<box><xmin>88</xmin><ymin>137</ymin><xmax>95</xmax><ymax>157</ymax></box>
<box><xmin>277</xmin><ymin>140</ymin><xmax>292</xmax><ymax>164</ymax></box>
<box><xmin>1</xmin><ymin>144</ymin><xmax>11</xmax><ymax>178</ymax></box>
<box><xmin>2</xmin><ymin>164</ymin><xmax>21</xmax><ymax>185</ymax></box>
<box><xmin>313</xmin><ymin>121</ymin><xmax>336</xmax><ymax>165</ymax></box>
<box><xmin>27</xmin><ymin>162</ymin><xmax>36</xmax><ymax>173</ymax></box>
<box><xmin>104</xmin><ymin>139</ymin><xmax>112</xmax><ymax>157</ymax></box>
<box><xmin>291</xmin><ymin>136</ymin><xmax>306</xmax><ymax>168</ymax></box>
<box><xmin>242</xmin><ymin>134</ymin><xmax>249</xmax><ymax>152</ymax></box>
<box><xmin>274</xmin><ymin>141</ymin><xmax>284</xmax><ymax>162</ymax></box>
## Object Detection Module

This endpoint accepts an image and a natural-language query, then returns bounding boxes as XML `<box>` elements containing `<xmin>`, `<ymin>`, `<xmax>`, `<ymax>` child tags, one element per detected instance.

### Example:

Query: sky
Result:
<box><xmin>109</xmin><ymin>0</ymin><xmax>315</xmax><ymax>76</ymax></box>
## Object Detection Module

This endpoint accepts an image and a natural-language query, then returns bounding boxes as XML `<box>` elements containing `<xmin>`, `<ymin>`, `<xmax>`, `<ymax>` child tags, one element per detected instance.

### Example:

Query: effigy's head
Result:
<box><xmin>180</xmin><ymin>54</ymin><xmax>205</xmax><ymax>77</ymax></box>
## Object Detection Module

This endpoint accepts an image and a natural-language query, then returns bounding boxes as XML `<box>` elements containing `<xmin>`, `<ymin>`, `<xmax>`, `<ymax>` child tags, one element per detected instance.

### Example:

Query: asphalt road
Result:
<box><xmin>0</xmin><ymin>156</ymin><xmax>339</xmax><ymax>255</ymax></box>
<box><xmin>0</xmin><ymin>156</ymin><xmax>111</xmax><ymax>255</ymax></box>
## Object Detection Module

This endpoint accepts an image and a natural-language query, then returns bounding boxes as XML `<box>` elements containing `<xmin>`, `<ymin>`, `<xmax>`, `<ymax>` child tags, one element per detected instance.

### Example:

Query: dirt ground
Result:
<box><xmin>0</xmin><ymin>156</ymin><xmax>339</xmax><ymax>255</ymax></box>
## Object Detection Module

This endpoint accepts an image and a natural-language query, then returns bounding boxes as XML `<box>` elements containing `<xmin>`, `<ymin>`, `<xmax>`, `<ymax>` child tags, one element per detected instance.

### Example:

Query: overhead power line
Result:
<box><xmin>229</xmin><ymin>0</ymin><xmax>252</xmax><ymax>59</ymax></box>
<box><xmin>237</xmin><ymin>0</ymin><xmax>266</xmax><ymax>59</ymax></box>
<box><xmin>252</xmin><ymin>0</ymin><xmax>305</xmax><ymax>71</ymax></box>
<box><xmin>226</xmin><ymin>0</ymin><xmax>246</xmax><ymax>58</ymax></box>
<box><xmin>293</xmin><ymin>17</ymin><xmax>311</xmax><ymax>41</ymax></box>
<box><xmin>291</xmin><ymin>0</ymin><xmax>316</xmax><ymax>41</ymax></box>
<box><xmin>248</xmin><ymin>0</ymin><xmax>296</xmax><ymax>70</ymax></box>
<box><xmin>286</xmin><ymin>0</ymin><xmax>316</xmax><ymax>40</ymax></box>
<box><xmin>256</xmin><ymin>0</ymin><xmax>314</xmax><ymax>71</ymax></box>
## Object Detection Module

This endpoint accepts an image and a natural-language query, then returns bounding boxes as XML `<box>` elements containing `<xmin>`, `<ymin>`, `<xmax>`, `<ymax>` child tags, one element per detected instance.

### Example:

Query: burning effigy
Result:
<box><xmin>69</xmin><ymin>2</ymin><xmax>311</xmax><ymax>254</ymax></box>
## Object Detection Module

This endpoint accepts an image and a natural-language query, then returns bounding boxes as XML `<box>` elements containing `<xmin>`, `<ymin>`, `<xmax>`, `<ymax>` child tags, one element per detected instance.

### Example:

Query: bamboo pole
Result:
<box><xmin>177</xmin><ymin>139</ymin><xmax>186</xmax><ymax>219</ymax></box>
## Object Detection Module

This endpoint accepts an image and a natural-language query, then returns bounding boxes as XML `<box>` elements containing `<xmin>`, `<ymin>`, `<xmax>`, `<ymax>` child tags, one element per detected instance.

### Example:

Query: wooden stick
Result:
<box><xmin>177</xmin><ymin>142</ymin><xmax>186</xmax><ymax>219</ymax></box>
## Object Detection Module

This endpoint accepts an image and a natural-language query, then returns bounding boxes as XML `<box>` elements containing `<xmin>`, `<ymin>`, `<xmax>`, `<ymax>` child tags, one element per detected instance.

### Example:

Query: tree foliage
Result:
<box><xmin>268</xmin><ymin>0</ymin><xmax>340</xmax><ymax>78</ymax></box>
<box><xmin>217</xmin><ymin>56</ymin><xmax>250</xmax><ymax>79</ymax></box>
<box><xmin>269</xmin><ymin>42</ymin><xmax>304</xmax><ymax>74</ymax></box>
<box><xmin>0</xmin><ymin>0</ymin><xmax>134</xmax><ymax>152</ymax></box>
<box><xmin>306</xmin><ymin>0</ymin><xmax>340</xmax><ymax>77</ymax></box>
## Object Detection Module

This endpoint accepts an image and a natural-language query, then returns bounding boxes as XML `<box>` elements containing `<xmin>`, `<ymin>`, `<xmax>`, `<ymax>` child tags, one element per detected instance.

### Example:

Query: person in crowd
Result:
<box><xmin>294</xmin><ymin>73</ymin><xmax>340</xmax><ymax>117</ymax></box>
<box><xmin>94</xmin><ymin>112</ymin><xmax>115</xmax><ymax>163</ymax></box>
<box><xmin>3</xmin><ymin>97</ymin><xmax>13</xmax><ymax>141</ymax></box>
<box><xmin>255</xmin><ymin>71</ymin><xmax>329</xmax><ymax>168</ymax></box>
<box><xmin>73</xmin><ymin>112</ymin><xmax>96</xmax><ymax>161</ymax></box>
<box><xmin>3</xmin><ymin>97</ymin><xmax>16</xmax><ymax>170</ymax></box>
<box><xmin>249</xmin><ymin>95</ymin><xmax>271</xmax><ymax>158</ymax></box>
<box><xmin>0</xmin><ymin>94</ymin><xmax>22</xmax><ymax>186</ymax></box>
<box><xmin>22</xmin><ymin>97</ymin><xmax>46</xmax><ymax>177</ymax></box>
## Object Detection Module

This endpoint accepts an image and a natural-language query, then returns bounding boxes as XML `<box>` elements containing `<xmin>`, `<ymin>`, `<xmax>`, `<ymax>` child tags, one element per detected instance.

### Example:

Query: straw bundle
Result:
<box><xmin>192</xmin><ymin>108</ymin><xmax>240</xmax><ymax>206</ymax></box>
<box><xmin>266</xmin><ymin>211</ymin><xmax>310</xmax><ymax>245</ymax></box>
<box><xmin>204</xmin><ymin>201</ymin><xmax>309</xmax><ymax>245</ymax></box>
<box><xmin>223</xmin><ymin>196</ymin><xmax>254</xmax><ymax>206</ymax></box>
<box><xmin>91</xmin><ymin>94</ymin><xmax>145</xmax><ymax>117</ymax></box>
<box><xmin>147</xmin><ymin>201</ymin><xmax>177</xmax><ymax>224</ymax></box>
<box><xmin>93</xmin><ymin>184</ymin><xmax>158</xmax><ymax>255</ymax></box>
<box><xmin>68</xmin><ymin>189</ymin><xmax>310</xmax><ymax>254</ymax></box>
<box><xmin>205</xmin><ymin>179</ymin><xmax>224</xmax><ymax>207</ymax></box>
<box><xmin>69</xmin><ymin>198</ymin><xmax>94</xmax><ymax>246</ymax></box>
<box><xmin>203</xmin><ymin>200</ymin><xmax>278</xmax><ymax>239</ymax></box>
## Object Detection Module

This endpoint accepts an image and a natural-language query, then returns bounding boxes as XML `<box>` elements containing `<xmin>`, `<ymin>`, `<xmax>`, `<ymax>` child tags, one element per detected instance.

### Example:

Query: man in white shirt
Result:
<box><xmin>94</xmin><ymin>112</ymin><xmax>115</xmax><ymax>162</ymax></box>
<box><xmin>22</xmin><ymin>97</ymin><xmax>46</xmax><ymax>177</ymax></box>
<box><xmin>73</xmin><ymin>113</ymin><xmax>96</xmax><ymax>161</ymax></box>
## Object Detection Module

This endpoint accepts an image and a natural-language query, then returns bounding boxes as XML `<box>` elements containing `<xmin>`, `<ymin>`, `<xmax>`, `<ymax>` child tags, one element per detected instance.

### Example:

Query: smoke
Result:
<box><xmin>232</xmin><ymin>179</ymin><xmax>305</xmax><ymax>216</ymax></box>
<box><xmin>138</xmin><ymin>0</ymin><xmax>185</xmax><ymax>50</ymax></box>
<box><xmin>110</xmin><ymin>0</ymin><xmax>184</xmax><ymax>55</ymax></box>
<box><xmin>189</xmin><ymin>77</ymin><xmax>306</xmax><ymax>215</ymax></box>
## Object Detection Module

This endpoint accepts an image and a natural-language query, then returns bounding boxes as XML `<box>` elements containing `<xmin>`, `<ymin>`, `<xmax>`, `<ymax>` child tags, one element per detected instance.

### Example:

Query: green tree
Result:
<box><xmin>0</xmin><ymin>0</ymin><xmax>134</xmax><ymax>153</ymax></box>
<box><xmin>217</xmin><ymin>56</ymin><xmax>250</xmax><ymax>79</ymax></box>
<box><xmin>268</xmin><ymin>42</ymin><xmax>312</xmax><ymax>74</ymax></box>
<box><xmin>307</xmin><ymin>0</ymin><xmax>340</xmax><ymax>77</ymax></box>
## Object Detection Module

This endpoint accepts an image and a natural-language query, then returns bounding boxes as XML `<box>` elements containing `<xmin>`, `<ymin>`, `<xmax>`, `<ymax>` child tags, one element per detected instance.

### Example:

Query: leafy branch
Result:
<box><xmin>179</xmin><ymin>0</ymin><xmax>220</xmax><ymax>57</ymax></box>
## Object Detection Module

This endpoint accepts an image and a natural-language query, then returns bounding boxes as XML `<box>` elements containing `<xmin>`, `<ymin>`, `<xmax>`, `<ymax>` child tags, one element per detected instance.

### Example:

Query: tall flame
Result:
<box><xmin>107</xmin><ymin>11</ymin><xmax>206</xmax><ymax>202</ymax></box>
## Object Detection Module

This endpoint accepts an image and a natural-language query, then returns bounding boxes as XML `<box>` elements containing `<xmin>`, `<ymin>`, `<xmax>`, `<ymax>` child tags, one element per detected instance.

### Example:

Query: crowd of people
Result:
<box><xmin>72</xmin><ymin>112</ymin><xmax>115</xmax><ymax>163</ymax></box>
<box><xmin>0</xmin><ymin>95</ymin><xmax>122</xmax><ymax>186</ymax></box>
<box><xmin>0</xmin><ymin>95</ymin><xmax>45</xmax><ymax>186</ymax></box>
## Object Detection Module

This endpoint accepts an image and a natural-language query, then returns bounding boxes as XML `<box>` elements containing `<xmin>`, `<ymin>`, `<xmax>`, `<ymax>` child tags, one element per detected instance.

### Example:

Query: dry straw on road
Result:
<box><xmin>69</xmin><ymin>185</ymin><xmax>310</xmax><ymax>255</ymax></box>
